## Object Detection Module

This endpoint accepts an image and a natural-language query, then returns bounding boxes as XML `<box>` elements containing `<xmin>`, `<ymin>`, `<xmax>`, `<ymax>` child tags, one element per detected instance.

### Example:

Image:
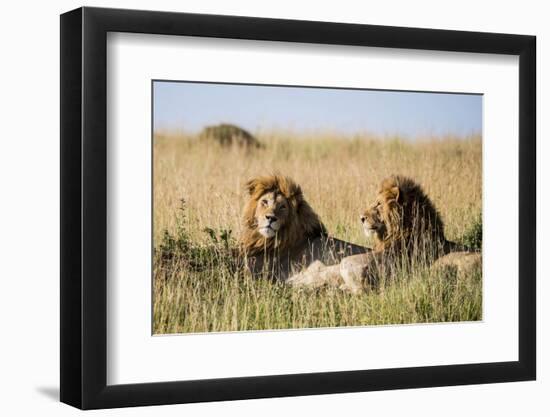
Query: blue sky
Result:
<box><xmin>153</xmin><ymin>81</ymin><xmax>482</xmax><ymax>138</ymax></box>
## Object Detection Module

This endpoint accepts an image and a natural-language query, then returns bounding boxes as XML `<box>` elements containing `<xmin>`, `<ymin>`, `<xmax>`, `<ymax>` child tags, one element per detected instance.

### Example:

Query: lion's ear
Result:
<box><xmin>245</xmin><ymin>179</ymin><xmax>258</xmax><ymax>195</ymax></box>
<box><xmin>389</xmin><ymin>186</ymin><xmax>401</xmax><ymax>203</ymax></box>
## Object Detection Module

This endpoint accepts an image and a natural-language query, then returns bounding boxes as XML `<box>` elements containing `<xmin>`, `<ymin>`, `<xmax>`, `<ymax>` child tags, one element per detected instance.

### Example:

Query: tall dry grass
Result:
<box><xmin>153</xmin><ymin>130</ymin><xmax>482</xmax><ymax>334</ymax></box>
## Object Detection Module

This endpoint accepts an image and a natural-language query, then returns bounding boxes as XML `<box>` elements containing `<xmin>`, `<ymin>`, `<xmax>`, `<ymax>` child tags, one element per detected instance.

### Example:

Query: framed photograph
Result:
<box><xmin>60</xmin><ymin>6</ymin><xmax>536</xmax><ymax>409</ymax></box>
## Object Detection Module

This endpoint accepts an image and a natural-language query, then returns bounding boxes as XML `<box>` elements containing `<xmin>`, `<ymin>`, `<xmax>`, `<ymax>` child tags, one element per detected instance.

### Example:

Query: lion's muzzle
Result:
<box><xmin>258</xmin><ymin>214</ymin><xmax>281</xmax><ymax>238</ymax></box>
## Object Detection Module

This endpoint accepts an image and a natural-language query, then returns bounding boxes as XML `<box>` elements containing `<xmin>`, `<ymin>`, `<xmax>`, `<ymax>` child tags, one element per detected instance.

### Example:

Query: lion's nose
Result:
<box><xmin>360</xmin><ymin>216</ymin><xmax>366</xmax><ymax>223</ymax></box>
<box><xmin>265</xmin><ymin>215</ymin><xmax>278</xmax><ymax>222</ymax></box>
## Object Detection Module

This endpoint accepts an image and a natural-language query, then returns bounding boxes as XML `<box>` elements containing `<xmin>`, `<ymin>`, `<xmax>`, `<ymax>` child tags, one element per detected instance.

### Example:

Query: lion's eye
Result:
<box><xmin>261</xmin><ymin>199</ymin><xmax>268</xmax><ymax>206</ymax></box>
<box><xmin>280</xmin><ymin>205</ymin><xmax>287</xmax><ymax>210</ymax></box>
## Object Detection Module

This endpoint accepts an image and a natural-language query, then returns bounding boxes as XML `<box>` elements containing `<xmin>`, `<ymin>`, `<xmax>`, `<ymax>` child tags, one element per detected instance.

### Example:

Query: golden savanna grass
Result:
<box><xmin>153</xmin><ymin>130</ymin><xmax>482</xmax><ymax>334</ymax></box>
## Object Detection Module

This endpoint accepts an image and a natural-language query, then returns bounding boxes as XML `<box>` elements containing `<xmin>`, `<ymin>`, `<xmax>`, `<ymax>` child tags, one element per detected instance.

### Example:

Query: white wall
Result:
<box><xmin>0</xmin><ymin>0</ymin><xmax>546</xmax><ymax>415</ymax></box>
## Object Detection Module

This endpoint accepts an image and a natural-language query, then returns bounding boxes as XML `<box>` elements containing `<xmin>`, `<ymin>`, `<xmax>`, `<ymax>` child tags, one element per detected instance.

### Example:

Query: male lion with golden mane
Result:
<box><xmin>289</xmin><ymin>175</ymin><xmax>480</xmax><ymax>292</ymax></box>
<box><xmin>240</xmin><ymin>174</ymin><xmax>368</xmax><ymax>281</ymax></box>
<box><xmin>359</xmin><ymin>175</ymin><xmax>457</xmax><ymax>256</ymax></box>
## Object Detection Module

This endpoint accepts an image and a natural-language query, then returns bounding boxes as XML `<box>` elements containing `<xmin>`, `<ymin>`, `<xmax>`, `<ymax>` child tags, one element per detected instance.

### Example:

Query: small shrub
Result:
<box><xmin>155</xmin><ymin>200</ymin><xmax>239</xmax><ymax>276</ymax></box>
<box><xmin>461</xmin><ymin>214</ymin><xmax>482</xmax><ymax>250</ymax></box>
<box><xmin>199</xmin><ymin>123</ymin><xmax>262</xmax><ymax>148</ymax></box>
<box><xmin>156</xmin><ymin>199</ymin><xmax>191</xmax><ymax>263</ymax></box>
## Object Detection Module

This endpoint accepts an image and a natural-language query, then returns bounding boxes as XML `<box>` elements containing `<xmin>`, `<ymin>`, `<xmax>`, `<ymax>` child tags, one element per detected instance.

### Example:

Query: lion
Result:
<box><xmin>289</xmin><ymin>175</ymin><xmax>480</xmax><ymax>292</ymax></box>
<box><xmin>339</xmin><ymin>175</ymin><xmax>469</xmax><ymax>291</ymax></box>
<box><xmin>360</xmin><ymin>175</ymin><xmax>456</xmax><ymax>255</ymax></box>
<box><xmin>240</xmin><ymin>174</ymin><xmax>368</xmax><ymax>281</ymax></box>
<box><xmin>430</xmin><ymin>251</ymin><xmax>482</xmax><ymax>280</ymax></box>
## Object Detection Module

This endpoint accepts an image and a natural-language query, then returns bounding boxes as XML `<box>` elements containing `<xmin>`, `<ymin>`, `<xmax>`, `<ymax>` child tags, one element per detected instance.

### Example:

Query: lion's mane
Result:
<box><xmin>240</xmin><ymin>175</ymin><xmax>326</xmax><ymax>256</ymax></box>
<box><xmin>371</xmin><ymin>175</ymin><xmax>448</xmax><ymax>257</ymax></box>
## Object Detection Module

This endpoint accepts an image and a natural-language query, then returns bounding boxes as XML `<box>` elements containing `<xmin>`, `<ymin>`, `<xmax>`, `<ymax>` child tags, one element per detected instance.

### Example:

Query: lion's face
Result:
<box><xmin>360</xmin><ymin>175</ymin><xmax>446</xmax><ymax>253</ymax></box>
<box><xmin>241</xmin><ymin>175</ymin><xmax>326</xmax><ymax>255</ymax></box>
<box><xmin>361</xmin><ymin>202</ymin><xmax>386</xmax><ymax>240</ymax></box>
<box><xmin>254</xmin><ymin>191</ymin><xmax>290</xmax><ymax>238</ymax></box>
<box><xmin>360</xmin><ymin>186</ymin><xmax>400</xmax><ymax>242</ymax></box>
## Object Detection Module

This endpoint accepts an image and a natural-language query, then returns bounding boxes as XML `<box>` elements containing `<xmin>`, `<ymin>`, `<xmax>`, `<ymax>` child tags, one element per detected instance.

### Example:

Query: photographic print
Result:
<box><xmin>61</xmin><ymin>9</ymin><xmax>535</xmax><ymax>407</ymax></box>
<box><xmin>152</xmin><ymin>81</ymin><xmax>482</xmax><ymax>335</ymax></box>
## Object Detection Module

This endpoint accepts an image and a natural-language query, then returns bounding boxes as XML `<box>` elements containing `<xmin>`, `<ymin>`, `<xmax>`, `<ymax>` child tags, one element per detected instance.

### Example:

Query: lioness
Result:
<box><xmin>240</xmin><ymin>174</ymin><xmax>368</xmax><ymax>281</ymax></box>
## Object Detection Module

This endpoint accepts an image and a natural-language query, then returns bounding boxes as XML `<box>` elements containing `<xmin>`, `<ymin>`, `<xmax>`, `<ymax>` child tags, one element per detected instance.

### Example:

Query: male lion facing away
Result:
<box><xmin>240</xmin><ymin>174</ymin><xmax>368</xmax><ymax>281</ymax></box>
<box><xmin>289</xmin><ymin>175</ymin><xmax>481</xmax><ymax>292</ymax></box>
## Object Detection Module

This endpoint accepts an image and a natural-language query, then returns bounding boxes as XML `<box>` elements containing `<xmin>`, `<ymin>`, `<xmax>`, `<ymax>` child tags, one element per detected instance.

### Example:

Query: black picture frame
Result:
<box><xmin>60</xmin><ymin>6</ymin><xmax>536</xmax><ymax>410</ymax></box>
